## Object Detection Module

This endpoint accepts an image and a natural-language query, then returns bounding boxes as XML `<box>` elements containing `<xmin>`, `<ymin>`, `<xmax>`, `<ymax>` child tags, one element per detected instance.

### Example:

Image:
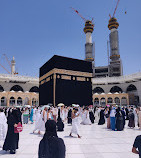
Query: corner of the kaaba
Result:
<box><xmin>39</xmin><ymin>55</ymin><xmax>93</xmax><ymax>107</ymax></box>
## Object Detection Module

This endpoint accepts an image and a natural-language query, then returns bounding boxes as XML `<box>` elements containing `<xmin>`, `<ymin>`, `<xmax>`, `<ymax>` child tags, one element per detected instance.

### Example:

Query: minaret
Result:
<box><xmin>84</xmin><ymin>20</ymin><xmax>94</xmax><ymax>62</ymax></box>
<box><xmin>11</xmin><ymin>56</ymin><xmax>16</xmax><ymax>75</ymax></box>
<box><xmin>108</xmin><ymin>17</ymin><xmax>123</xmax><ymax>76</ymax></box>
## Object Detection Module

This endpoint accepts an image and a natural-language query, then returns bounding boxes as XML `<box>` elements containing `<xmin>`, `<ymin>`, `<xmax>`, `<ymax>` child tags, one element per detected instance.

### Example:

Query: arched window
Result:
<box><xmin>29</xmin><ymin>86</ymin><xmax>39</xmax><ymax>93</ymax></box>
<box><xmin>107</xmin><ymin>97</ymin><xmax>113</xmax><ymax>104</ymax></box>
<box><xmin>126</xmin><ymin>84</ymin><xmax>137</xmax><ymax>92</ymax></box>
<box><xmin>32</xmin><ymin>98</ymin><xmax>37</xmax><ymax>106</ymax></box>
<box><xmin>115</xmin><ymin>97</ymin><xmax>120</xmax><ymax>105</ymax></box>
<box><xmin>121</xmin><ymin>97</ymin><xmax>127</xmax><ymax>105</ymax></box>
<box><xmin>1</xmin><ymin>97</ymin><xmax>6</xmax><ymax>106</ymax></box>
<box><xmin>0</xmin><ymin>85</ymin><xmax>4</xmax><ymax>92</ymax></box>
<box><xmin>24</xmin><ymin>97</ymin><xmax>29</xmax><ymax>105</ymax></box>
<box><xmin>10</xmin><ymin>85</ymin><xmax>24</xmax><ymax>92</ymax></box>
<box><xmin>94</xmin><ymin>98</ymin><xmax>99</xmax><ymax>105</ymax></box>
<box><xmin>17</xmin><ymin>97</ymin><xmax>22</xmax><ymax>106</ymax></box>
<box><xmin>93</xmin><ymin>87</ymin><xmax>105</xmax><ymax>94</ymax></box>
<box><xmin>100</xmin><ymin>98</ymin><xmax>106</xmax><ymax>106</ymax></box>
<box><xmin>9</xmin><ymin>97</ymin><xmax>15</xmax><ymax>106</ymax></box>
<box><xmin>110</xmin><ymin>86</ymin><xmax>123</xmax><ymax>93</ymax></box>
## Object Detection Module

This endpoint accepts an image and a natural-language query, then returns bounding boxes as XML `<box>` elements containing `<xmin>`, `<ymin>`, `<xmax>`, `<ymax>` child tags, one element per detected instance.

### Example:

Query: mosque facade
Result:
<box><xmin>0</xmin><ymin>57</ymin><xmax>39</xmax><ymax>107</ymax></box>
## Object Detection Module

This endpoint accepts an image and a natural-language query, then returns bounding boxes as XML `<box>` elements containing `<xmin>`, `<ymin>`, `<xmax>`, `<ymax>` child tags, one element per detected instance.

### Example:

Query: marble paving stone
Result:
<box><xmin>0</xmin><ymin>121</ymin><xmax>140</xmax><ymax>158</ymax></box>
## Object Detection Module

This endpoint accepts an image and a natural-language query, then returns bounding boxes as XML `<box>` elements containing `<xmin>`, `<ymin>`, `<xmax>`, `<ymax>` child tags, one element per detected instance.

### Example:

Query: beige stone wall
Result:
<box><xmin>0</xmin><ymin>91</ymin><xmax>39</xmax><ymax>107</ymax></box>
<box><xmin>93</xmin><ymin>93</ymin><xmax>130</xmax><ymax>106</ymax></box>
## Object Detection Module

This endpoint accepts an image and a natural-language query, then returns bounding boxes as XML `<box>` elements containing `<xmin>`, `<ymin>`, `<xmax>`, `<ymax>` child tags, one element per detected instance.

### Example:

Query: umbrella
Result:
<box><xmin>24</xmin><ymin>105</ymin><xmax>31</xmax><ymax>108</ymax></box>
<box><xmin>15</xmin><ymin>105</ymin><xmax>22</xmax><ymax>108</ymax></box>
<box><xmin>41</xmin><ymin>105</ymin><xmax>50</xmax><ymax>110</ymax></box>
<box><xmin>57</xmin><ymin>103</ymin><xmax>64</xmax><ymax>107</ymax></box>
<box><xmin>72</xmin><ymin>104</ymin><xmax>79</xmax><ymax>108</ymax></box>
<box><xmin>89</xmin><ymin>105</ymin><xmax>93</xmax><ymax>108</ymax></box>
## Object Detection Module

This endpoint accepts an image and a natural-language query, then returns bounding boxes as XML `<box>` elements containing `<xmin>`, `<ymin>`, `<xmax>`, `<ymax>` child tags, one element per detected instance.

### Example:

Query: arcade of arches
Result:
<box><xmin>93</xmin><ymin>84</ymin><xmax>139</xmax><ymax>106</ymax></box>
<box><xmin>0</xmin><ymin>92</ymin><xmax>38</xmax><ymax>107</ymax></box>
<box><xmin>93</xmin><ymin>93</ymin><xmax>129</xmax><ymax>106</ymax></box>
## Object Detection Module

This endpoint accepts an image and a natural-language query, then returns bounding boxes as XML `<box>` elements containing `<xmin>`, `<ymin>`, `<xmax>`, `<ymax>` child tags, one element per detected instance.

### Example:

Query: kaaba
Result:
<box><xmin>39</xmin><ymin>55</ymin><xmax>93</xmax><ymax>106</ymax></box>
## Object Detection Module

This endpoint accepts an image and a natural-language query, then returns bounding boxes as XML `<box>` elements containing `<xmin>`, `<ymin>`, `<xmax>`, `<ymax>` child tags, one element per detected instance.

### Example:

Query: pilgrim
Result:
<box><xmin>38</xmin><ymin>120</ymin><xmax>66</xmax><ymax>158</ymax></box>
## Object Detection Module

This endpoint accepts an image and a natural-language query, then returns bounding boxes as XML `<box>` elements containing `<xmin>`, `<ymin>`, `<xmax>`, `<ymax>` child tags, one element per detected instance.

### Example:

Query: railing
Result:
<box><xmin>0</xmin><ymin>73</ymin><xmax>39</xmax><ymax>82</ymax></box>
<box><xmin>92</xmin><ymin>72</ymin><xmax>141</xmax><ymax>84</ymax></box>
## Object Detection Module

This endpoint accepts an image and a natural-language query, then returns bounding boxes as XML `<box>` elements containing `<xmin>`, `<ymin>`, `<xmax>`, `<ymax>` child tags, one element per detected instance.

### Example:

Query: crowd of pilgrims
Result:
<box><xmin>0</xmin><ymin>105</ymin><xmax>141</xmax><ymax>157</ymax></box>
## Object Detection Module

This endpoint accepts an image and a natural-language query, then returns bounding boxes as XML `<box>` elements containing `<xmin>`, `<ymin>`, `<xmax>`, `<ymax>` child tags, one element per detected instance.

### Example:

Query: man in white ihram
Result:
<box><xmin>69</xmin><ymin>108</ymin><xmax>81</xmax><ymax>138</ymax></box>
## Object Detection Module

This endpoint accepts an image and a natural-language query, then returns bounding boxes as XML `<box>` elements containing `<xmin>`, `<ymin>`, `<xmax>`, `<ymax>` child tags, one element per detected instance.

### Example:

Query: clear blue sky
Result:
<box><xmin>0</xmin><ymin>0</ymin><xmax>140</xmax><ymax>77</ymax></box>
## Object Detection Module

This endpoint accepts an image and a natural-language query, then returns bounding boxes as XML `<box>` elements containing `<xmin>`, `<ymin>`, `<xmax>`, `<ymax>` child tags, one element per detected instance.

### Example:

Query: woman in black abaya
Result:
<box><xmin>98</xmin><ymin>108</ymin><xmax>105</xmax><ymax>125</ymax></box>
<box><xmin>128</xmin><ymin>109</ymin><xmax>135</xmax><ymax>128</ymax></box>
<box><xmin>57</xmin><ymin>114</ymin><xmax>64</xmax><ymax>131</ymax></box>
<box><xmin>38</xmin><ymin>120</ymin><xmax>66</xmax><ymax>158</ymax></box>
<box><xmin>115</xmin><ymin>108</ymin><xmax>124</xmax><ymax>131</ymax></box>
<box><xmin>3</xmin><ymin>109</ymin><xmax>21</xmax><ymax>154</ymax></box>
<box><xmin>67</xmin><ymin>108</ymin><xmax>72</xmax><ymax>124</ymax></box>
<box><xmin>89</xmin><ymin>110</ymin><xmax>95</xmax><ymax>124</ymax></box>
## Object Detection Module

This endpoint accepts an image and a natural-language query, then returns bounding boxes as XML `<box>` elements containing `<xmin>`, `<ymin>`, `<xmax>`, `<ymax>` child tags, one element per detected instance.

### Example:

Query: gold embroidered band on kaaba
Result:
<box><xmin>39</xmin><ymin>68</ymin><xmax>92</xmax><ymax>85</ymax></box>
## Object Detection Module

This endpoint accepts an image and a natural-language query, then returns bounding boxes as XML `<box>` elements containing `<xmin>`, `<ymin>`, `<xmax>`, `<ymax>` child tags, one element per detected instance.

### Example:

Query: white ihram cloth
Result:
<box><xmin>33</xmin><ymin>109</ymin><xmax>41</xmax><ymax>131</ymax></box>
<box><xmin>71</xmin><ymin>113</ymin><xmax>80</xmax><ymax>135</ymax></box>
<box><xmin>0</xmin><ymin>112</ymin><xmax>7</xmax><ymax>141</ymax></box>
<box><xmin>33</xmin><ymin>108</ymin><xmax>36</xmax><ymax>121</ymax></box>
<box><xmin>81</xmin><ymin>111</ymin><xmax>85</xmax><ymax>123</ymax></box>
<box><xmin>60</xmin><ymin>110</ymin><xmax>65</xmax><ymax>121</ymax></box>
<box><xmin>94</xmin><ymin>109</ymin><xmax>100</xmax><ymax>123</ymax></box>
<box><xmin>35</xmin><ymin>110</ymin><xmax>47</xmax><ymax>132</ymax></box>
<box><xmin>81</xmin><ymin>111</ymin><xmax>91</xmax><ymax>125</ymax></box>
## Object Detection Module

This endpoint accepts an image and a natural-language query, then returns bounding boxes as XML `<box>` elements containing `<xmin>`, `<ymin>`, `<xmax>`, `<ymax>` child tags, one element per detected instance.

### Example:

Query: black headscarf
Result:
<box><xmin>12</xmin><ymin>109</ymin><xmax>21</xmax><ymax>123</ymax></box>
<box><xmin>44</xmin><ymin>120</ymin><xmax>57</xmax><ymax>138</ymax></box>
<box><xmin>38</xmin><ymin>120</ymin><xmax>65</xmax><ymax>158</ymax></box>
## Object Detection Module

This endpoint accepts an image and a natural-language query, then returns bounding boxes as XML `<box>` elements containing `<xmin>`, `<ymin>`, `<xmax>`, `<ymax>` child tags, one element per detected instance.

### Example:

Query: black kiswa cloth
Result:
<box><xmin>38</xmin><ymin>120</ymin><xmax>66</xmax><ymax>158</ymax></box>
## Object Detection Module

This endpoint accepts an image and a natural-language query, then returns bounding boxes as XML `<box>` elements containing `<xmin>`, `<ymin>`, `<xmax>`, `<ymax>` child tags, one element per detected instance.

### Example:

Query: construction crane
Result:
<box><xmin>71</xmin><ymin>7</ymin><xmax>86</xmax><ymax>22</ymax></box>
<box><xmin>71</xmin><ymin>7</ymin><xmax>94</xmax><ymax>23</ymax></box>
<box><xmin>3</xmin><ymin>54</ymin><xmax>12</xmax><ymax>68</ymax></box>
<box><xmin>0</xmin><ymin>63</ymin><xmax>10</xmax><ymax>74</ymax></box>
<box><xmin>109</xmin><ymin>0</ymin><xmax>120</xmax><ymax>18</ymax></box>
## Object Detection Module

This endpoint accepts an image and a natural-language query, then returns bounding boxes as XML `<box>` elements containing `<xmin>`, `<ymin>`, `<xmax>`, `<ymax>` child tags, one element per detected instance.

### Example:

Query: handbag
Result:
<box><xmin>105</xmin><ymin>114</ymin><xmax>109</xmax><ymax>118</ymax></box>
<box><xmin>14</xmin><ymin>122</ymin><xmax>23</xmax><ymax>133</ymax></box>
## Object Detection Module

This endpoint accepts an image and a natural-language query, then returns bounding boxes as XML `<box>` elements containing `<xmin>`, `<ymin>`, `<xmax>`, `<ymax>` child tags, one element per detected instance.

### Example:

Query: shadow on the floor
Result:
<box><xmin>29</xmin><ymin>132</ymin><xmax>39</xmax><ymax>135</ymax></box>
<box><xmin>67</xmin><ymin>124</ymin><xmax>72</xmax><ymax>126</ymax></box>
<box><xmin>0</xmin><ymin>150</ymin><xmax>9</xmax><ymax>155</ymax></box>
<box><xmin>64</xmin><ymin>136</ymin><xmax>78</xmax><ymax>139</ymax></box>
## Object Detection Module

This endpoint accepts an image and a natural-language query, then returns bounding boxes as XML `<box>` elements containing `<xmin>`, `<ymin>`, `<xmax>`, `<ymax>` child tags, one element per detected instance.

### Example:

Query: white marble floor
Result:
<box><xmin>0</xmin><ymin>121</ymin><xmax>140</xmax><ymax>158</ymax></box>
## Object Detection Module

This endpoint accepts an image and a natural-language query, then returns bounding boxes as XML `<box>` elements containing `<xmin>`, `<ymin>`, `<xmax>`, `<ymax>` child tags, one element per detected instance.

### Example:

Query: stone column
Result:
<box><xmin>7</xmin><ymin>98</ymin><xmax>10</xmax><ymax>107</ymax></box>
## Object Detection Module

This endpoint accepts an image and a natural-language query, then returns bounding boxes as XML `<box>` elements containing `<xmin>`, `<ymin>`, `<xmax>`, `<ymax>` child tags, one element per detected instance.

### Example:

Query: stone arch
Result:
<box><xmin>121</xmin><ymin>97</ymin><xmax>127</xmax><ymax>105</ymax></box>
<box><xmin>10</xmin><ymin>85</ymin><xmax>24</xmax><ymax>92</ymax></box>
<box><xmin>29</xmin><ymin>86</ymin><xmax>39</xmax><ymax>93</ymax></box>
<box><xmin>24</xmin><ymin>97</ymin><xmax>29</xmax><ymax>105</ymax></box>
<box><xmin>114</xmin><ymin>97</ymin><xmax>120</xmax><ymax>105</ymax></box>
<box><xmin>126</xmin><ymin>84</ymin><xmax>137</xmax><ymax>92</ymax></box>
<box><xmin>32</xmin><ymin>98</ymin><xmax>37</xmax><ymax>106</ymax></box>
<box><xmin>0</xmin><ymin>85</ymin><xmax>4</xmax><ymax>92</ymax></box>
<box><xmin>107</xmin><ymin>97</ymin><xmax>113</xmax><ymax>104</ymax></box>
<box><xmin>93</xmin><ymin>87</ymin><xmax>105</xmax><ymax>94</ymax></box>
<box><xmin>94</xmin><ymin>98</ymin><xmax>99</xmax><ymax>105</ymax></box>
<box><xmin>100</xmin><ymin>97</ymin><xmax>106</xmax><ymax>106</ymax></box>
<box><xmin>1</xmin><ymin>96</ymin><xmax>7</xmax><ymax>106</ymax></box>
<box><xmin>110</xmin><ymin>86</ymin><xmax>123</xmax><ymax>93</ymax></box>
<box><xmin>17</xmin><ymin>97</ymin><xmax>22</xmax><ymax>106</ymax></box>
<box><xmin>9</xmin><ymin>96</ymin><xmax>15</xmax><ymax>106</ymax></box>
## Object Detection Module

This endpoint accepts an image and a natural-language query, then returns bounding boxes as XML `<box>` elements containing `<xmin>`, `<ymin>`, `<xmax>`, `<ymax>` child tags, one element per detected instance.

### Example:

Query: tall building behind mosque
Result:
<box><xmin>84</xmin><ymin>17</ymin><xmax>123</xmax><ymax>78</ymax></box>
<box><xmin>89</xmin><ymin>16</ymin><xmax>141</xmax><ymax>106</ymax></box>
